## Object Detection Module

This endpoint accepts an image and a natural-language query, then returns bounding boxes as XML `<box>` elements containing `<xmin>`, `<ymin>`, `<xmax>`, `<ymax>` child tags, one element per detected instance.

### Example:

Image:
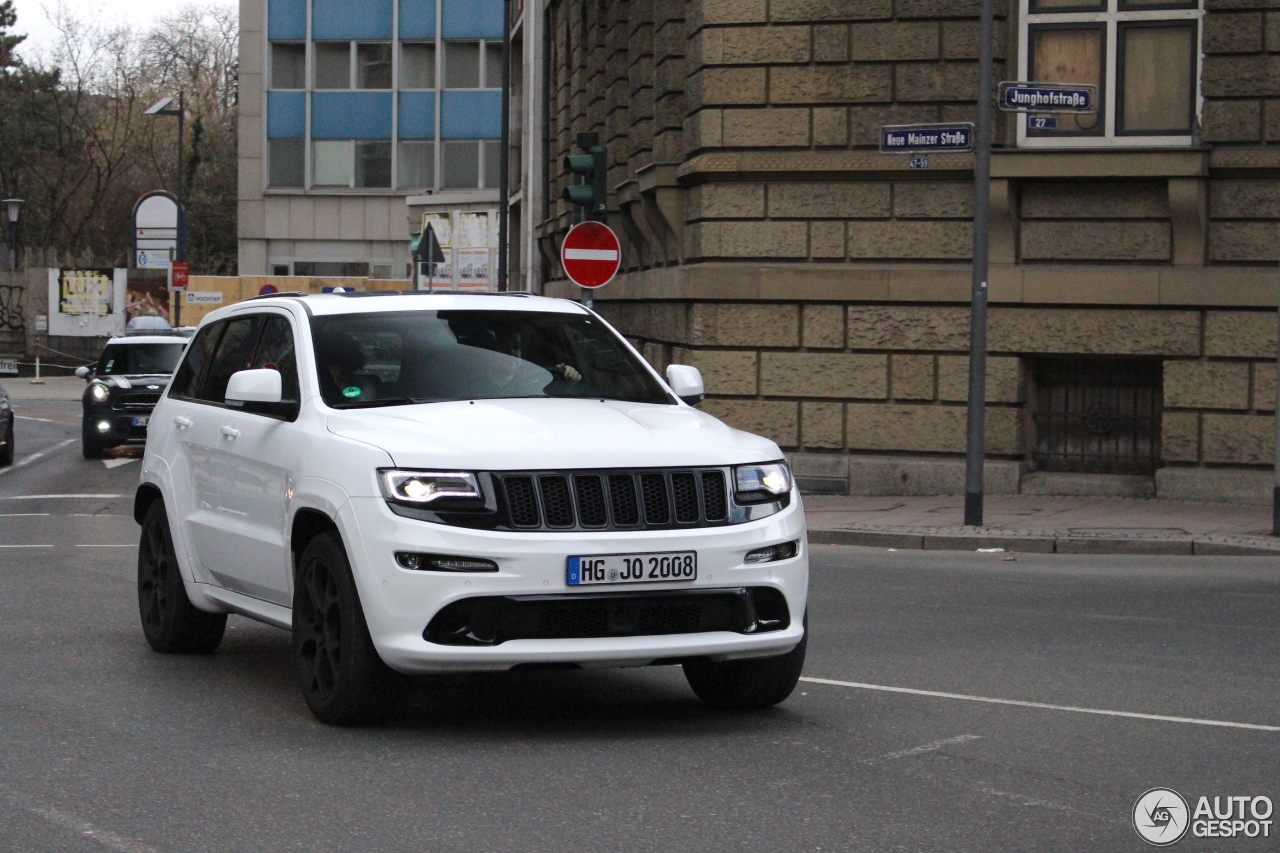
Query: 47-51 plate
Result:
<box><xmin>567</xmin><ymin>551</ymin><xmax>696</xmax><ymax>586</ymax></box>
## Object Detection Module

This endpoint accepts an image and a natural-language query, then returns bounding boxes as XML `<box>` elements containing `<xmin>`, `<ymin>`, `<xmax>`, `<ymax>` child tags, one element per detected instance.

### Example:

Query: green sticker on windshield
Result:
<box><xmin>342</xmin><ymin>386</ymin><xmax>361</xmax><ymax>399</ymax></box>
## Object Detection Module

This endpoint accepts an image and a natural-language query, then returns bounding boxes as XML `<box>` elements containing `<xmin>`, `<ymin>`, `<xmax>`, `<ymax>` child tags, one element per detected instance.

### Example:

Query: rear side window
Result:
<box><xmin>198</xmin><ymin>316</ymin><xmax>264</xmax><ymax>403</ymax></box>
<box><xmin>169</xmin><ymin>323</ymin><xmax>223</xmax><ymax>400</ymax></box>
<box><xmin>251</xmin><ymin>315</ymin><xmax>301</xmax><ymax>402</ymax></box>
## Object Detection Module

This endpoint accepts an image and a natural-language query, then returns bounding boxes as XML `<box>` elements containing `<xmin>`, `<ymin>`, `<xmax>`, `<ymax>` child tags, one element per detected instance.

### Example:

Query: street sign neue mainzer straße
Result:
<box><xmin>879</xmin><ymin>123</ymin><xmax>975</xmax><ymax>155</ymax></box>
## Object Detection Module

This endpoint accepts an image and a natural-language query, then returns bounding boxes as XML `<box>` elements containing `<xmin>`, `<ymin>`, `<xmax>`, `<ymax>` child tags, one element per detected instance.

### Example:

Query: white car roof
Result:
<box><xmin>104</xmin><ymin>335</ymin><xmax>192</xmax><ymax>346</ymax></box>
<box><xmin>216</xmin><ymin>292</ymin><xmax>591</xmax><ymax>320</ymax></box>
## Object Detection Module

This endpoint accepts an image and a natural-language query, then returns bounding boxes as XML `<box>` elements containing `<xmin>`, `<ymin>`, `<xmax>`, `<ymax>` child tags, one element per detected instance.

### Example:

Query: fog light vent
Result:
<box><xmin>743</xmin><ymin>540</ymin><xmax>799</xmax><ymax>564</ymax></box>
<box><xmin>396</xmin><ymin>552</ymin><xmax>498</xmax><ymax>572</ymax></box>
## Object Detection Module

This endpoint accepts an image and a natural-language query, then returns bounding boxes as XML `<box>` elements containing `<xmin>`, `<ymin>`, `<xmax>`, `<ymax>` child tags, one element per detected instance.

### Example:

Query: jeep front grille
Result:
<box><xmin>496</xmin><ymin>469</ymin><xmax>730</xmax><ymax>532</ymax></box>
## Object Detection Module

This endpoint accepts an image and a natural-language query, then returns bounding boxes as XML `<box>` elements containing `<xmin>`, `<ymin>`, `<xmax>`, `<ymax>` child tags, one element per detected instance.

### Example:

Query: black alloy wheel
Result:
<box><xmin>683</xmin><ymin>615</ymin><xmax>808</xmax><ymax>710</ymax></box>
<box><xmin>137</xmin><ymin>500</ymin><xmax>226</xmax><ymax>653</ymax></box>
<box><xmin>82</xmin><ymin>419</ymin><xmax>104</xmax><ymax>459</ymax></box>
<box><xmin>292</xmin><ymin>532</ymin><xmax>402</xmax><ymax>725</ymax></box>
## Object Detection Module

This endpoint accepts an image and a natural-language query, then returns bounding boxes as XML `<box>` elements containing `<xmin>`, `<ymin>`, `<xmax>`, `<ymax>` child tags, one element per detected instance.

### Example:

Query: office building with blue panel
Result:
<box><xmin>238</xmin><ymin>0</ymin><xmax>506</xmax><ymax>277</ymax></box>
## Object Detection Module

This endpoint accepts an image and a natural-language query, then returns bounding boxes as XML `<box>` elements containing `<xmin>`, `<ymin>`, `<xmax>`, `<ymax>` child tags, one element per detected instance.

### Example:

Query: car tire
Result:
<box><xmin>292</xmin><ymin>532</ymin><xmax>402</xmax><ymax>725</ymax></box>
<box><xmin>0</xmin><ymin>415</ymin><xmax>13</xmax><ymax>466</ymax></box>
<box><xmin>138</xmin><ymin>500</ymin><xmax>227</xmax><ymax>653</ymax></box>
<box><xmin>82</xmin><ymin>421</ymin><xmax>104</xmax><ymax>459</ymax></box>
<box><xmin>683</xmin><ymin>618</ymin><xmax>807</xmax><ymax>710</ymax></box>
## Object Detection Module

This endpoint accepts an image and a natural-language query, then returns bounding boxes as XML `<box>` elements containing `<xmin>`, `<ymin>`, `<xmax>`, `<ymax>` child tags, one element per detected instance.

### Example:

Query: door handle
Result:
<box><xmin>220</xmin><ymin>426</ymin><xmax>240</xmax><ymax>439</ymax></box>
<box><xmin>174</xmin><ymin>416</ymin><xmax>192</xmax><ymax>428</ymax></box>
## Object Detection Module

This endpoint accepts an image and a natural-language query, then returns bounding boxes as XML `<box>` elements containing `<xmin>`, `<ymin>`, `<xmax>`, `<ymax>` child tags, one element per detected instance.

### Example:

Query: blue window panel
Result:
<box><xmin>312</xmin><ymin>92</ymin><xmax>393</xmax><ymax>139</ymax></box>
<box><xmin>440</xmin><ymin>90</ymin><xmax>501</xmax><ymax>138</ymax></box>
<box><xmin>268</xmin><ymin>0</ymin><xmax>306</xmax><ymax>39</ymax></box>
<box><xmin>398</xmin><ymin>92</ymin><xmax>437</xmax><ymax>139</ymax></box>
<box><xmin>267</xmin><ymin>91</ymin><xmax>306</xmax><ymax>138</ymax></box>
<box><xmin>399</xmin><ymin>0</ymin><xmax>436</xmax><ymax>39</ymax></box>
<box><xmin>313</xmin><ymin>0</ymin><xmax>393</xmax><ymax>39</ymax></box>
<box><xmin>442</xmin><ymin>0</ymin><xmax>503</xmax><ymax>38</ymax></box>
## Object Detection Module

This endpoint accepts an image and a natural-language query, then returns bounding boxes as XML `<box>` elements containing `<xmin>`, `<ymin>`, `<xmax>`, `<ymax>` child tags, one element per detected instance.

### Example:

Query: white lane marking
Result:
<box><xmin>0</xmin><ymin>438</ymin><xmax>77</xmax><ymax>477</ymax></box>
<box><xmin>2</xmin><ymin>791</ymin><xmax>163</xmax><ymax>853</ymax></box>
<box><xmin>800</xmin><ymin>677</ymin><xmax>1280</xmax><ymax>732</ymax></box>
<box><xmin>15</xmin><ymin>415</ymin><xmax>68</xmax><ymax>424</ymax></box>
<box><xmin>102</xmin><ymin>458</ymin><xmax>138</xmax><ymax>469</ymax></box>
<box><xmin>878</xmin><ymin>734</ymin><xmax>982</xmax><ymax>761</ymax></box>
<box><xmin>0</xmin><ymin>494</ymin><xmax>125</xmax><ymax>500</ymax></box>
<box><xmin>0</xmin><ymin>513</ymin><xmax>50</xmax><ymax>517</ymax></box>
<box><xmin>0</xmin><ymin>544</ymin><xmax>53</xmax><ymax>548</ymax></box>
<box><xmin>564</xmin><ymin>248</ymin><xmax>618</xmax><ymax>261</ymax></box>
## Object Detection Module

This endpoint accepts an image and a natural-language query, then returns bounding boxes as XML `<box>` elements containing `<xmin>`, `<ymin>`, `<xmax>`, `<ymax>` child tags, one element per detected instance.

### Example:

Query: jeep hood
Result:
<box><xmin>325</xmin><ymin>397</ymin><xmax>781</xmax><ymax>470</ymax></box>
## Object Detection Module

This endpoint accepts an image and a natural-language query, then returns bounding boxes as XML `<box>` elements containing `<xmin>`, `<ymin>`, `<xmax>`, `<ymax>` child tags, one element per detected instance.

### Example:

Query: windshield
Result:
<box><xmin>97</xmin><ymin>343</ymin><xmax>186</xmax><ymax>376</ymax></box>
<box><xmin>311</xmin><ymin>310</ymin><xmax>672</xmax><ymax>408</ymax></box>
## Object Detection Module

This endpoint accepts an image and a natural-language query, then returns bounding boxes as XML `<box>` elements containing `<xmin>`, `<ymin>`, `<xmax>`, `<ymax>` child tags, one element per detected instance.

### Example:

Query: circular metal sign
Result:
<box><xmin>561</xmin><ymin>221</ymin><xmax>621</xmax><ymax>289</ymax></box>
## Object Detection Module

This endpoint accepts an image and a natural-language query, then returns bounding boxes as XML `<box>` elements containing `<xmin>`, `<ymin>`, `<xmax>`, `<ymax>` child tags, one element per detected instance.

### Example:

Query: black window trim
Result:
<box><xmin>170</xmin><ymin>310</ymin><xmax>303</xmax><ymax>421</ymax></box>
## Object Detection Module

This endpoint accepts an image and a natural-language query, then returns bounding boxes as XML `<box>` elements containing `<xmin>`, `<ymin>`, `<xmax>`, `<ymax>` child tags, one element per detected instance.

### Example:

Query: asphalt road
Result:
<box><xmin>0</xmin><ymin>397</ymin><xmax>1277</xmax><ymax>852</ymax></box>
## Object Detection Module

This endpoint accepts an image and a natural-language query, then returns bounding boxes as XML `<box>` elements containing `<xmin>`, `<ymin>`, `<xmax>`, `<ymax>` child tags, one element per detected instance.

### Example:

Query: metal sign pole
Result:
<box><xmin>963</xmin><ymin>0</ymin><xmax>995</xmax><ymax>527</ymax></box>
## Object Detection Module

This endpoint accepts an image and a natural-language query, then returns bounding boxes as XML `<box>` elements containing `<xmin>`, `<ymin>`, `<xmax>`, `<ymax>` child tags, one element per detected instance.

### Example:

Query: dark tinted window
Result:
<box><xmin>169</xmin><ymin>323</ymin><xmax>223</xmax><ymax>399</ymax></box>
<box><xmin>98</xmin><ymin>343</ymin><xmax>187</xmax><ymax>376</ymax></box>
<box><xmin>311</xmin><ymin>310</ymin><xmax>671</xmax><ymax>408</ymax></box>
<box><xmin>251</xmin><ymin>315</ymin><xmax>300</xmax><ymax>402</ymax></box>
<box><xmin>199</xmin><ymin>316</ymin><xmax>263</xmax><ymax>403</ymax></box>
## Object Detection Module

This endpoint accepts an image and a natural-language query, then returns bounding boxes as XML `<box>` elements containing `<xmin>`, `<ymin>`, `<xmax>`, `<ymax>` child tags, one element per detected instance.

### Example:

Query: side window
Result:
<box><xmin>252</xmin><ymin>315</ymin><xmax>301</xmax><ymax>402</ymax></box>
<box><xmin>169</xmin><ymin>323</ymin><xmax>223</xmax><ymax>400</ymax></box>
<box><xmin>198</xmin><ymin>316</ymin><xmax>264</xmax><ymax>404</ymax></box>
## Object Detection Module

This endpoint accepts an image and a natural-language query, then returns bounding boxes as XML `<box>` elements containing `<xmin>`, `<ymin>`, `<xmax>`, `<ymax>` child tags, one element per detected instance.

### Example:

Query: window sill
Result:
<box><xmin>992</xmin><ymin>148</ymin><xmax>1208</xmax><ymax>178</ymax></box>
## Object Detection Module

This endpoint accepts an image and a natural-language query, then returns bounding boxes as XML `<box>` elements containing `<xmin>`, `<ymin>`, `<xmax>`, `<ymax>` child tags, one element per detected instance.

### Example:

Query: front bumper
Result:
<box><xmin>343</xmin><ymin>493</ymin><xmax>809</xmax><ymax>673</ymax></box>
<box><xmin>84</xmin><ymin>405</ymin><xmax>153</xmax><ymax>446</ymax></box>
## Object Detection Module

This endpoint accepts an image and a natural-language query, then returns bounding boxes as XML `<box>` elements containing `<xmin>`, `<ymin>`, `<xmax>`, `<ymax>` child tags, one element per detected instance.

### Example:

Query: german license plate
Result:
<box><xmin>567</xmin><ymin>551</ymin><xmax>697</xmax><ymax>586</ymax></box>
<box><xmin>131</xmin><ymin>416</ymin><xmax>150</xmax><ymax>427</ymax></box>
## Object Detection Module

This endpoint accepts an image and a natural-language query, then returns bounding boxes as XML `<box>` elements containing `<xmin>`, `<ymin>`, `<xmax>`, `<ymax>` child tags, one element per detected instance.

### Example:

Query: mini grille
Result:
<box><xmin>539</xmin><ymin>476</ymin><xmax>574</xmax><ymax>527</ymax></box>
<box><xmin>671</xmin><ymin>473</ymin><xmax>699</xmax><ymax>524</ymax></box>
<box><xmin>608</xmin><ymin>475</ymin><xmax>640</xmax><ymax>526</ymax></box>
<box><xmin>702</xmin><ymin>471</ymin><xmax>728</xmax><ymax>522</ymax></box>
<box><xmin>504</xmin><ymin>476</ymin><xmax>539</xmax><ymax>527</ymax></box>
<box><xmin>574</xmin><ymin>475</ymin><xmax>607</xmax><ymax>527</ymax></box>
<box><xmin>640</xmin><ymin>474</ymin><xmax>670</xmax><ymax>525</ymax></box>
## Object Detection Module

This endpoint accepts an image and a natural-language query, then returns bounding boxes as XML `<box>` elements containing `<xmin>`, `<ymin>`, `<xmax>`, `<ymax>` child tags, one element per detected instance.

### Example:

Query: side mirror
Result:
<box><xmin>75</xmin><ymin>366</ymin><xmax>91</xmax><ymax>379</ymax></box>
<box><xmin>665</xmin><ymin>364</ymin><xmax>705</xmax><ymax>406</ymax></box>
<box><xmin>225</xmin><ymin>368</ymin><xmax>296</xmax><ymax>418</ymax></box>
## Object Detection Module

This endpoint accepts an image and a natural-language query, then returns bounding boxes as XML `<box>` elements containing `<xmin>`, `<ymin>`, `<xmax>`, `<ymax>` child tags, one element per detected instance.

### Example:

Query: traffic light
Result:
<box><xmin>564</xmin><ymin>131</ymin><xmax>606</xmax><ymax>222</ymax></box>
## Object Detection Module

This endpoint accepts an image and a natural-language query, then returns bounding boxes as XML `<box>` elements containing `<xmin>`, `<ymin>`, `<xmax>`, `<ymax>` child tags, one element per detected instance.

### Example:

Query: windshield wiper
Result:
<box><xmin>330</xmin><ymin>397</ymin><xmax>441</xmax><ymax>409</ymax></box>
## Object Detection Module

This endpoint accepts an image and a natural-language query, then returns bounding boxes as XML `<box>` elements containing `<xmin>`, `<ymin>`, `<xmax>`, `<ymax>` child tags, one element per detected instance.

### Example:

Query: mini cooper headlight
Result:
<box><xmin>733</xmin><ymin>463</ymin><xmax>792</xmax><ymax>503</ymax></box>
<box><xmin>378</xmin><ymin>470</ymin><xmax>482</xmax><ymax>506</ymax></box>
<box><xmin>89</xmin><ymin>383</ymin><xmax>110</xmax><ymax>402</ymax></box>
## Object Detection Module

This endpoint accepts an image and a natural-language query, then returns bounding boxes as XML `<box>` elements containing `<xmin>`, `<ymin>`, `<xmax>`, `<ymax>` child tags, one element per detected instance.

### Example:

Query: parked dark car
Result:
<box><xmin>77</xmin><ymin>334</ymin><xmax>190</xmax><ymax>458</ymax></box>
<box><xmin>0</xmin><ymin>382</ymin><xmax>12</xmax><ymax>466</ymax></box>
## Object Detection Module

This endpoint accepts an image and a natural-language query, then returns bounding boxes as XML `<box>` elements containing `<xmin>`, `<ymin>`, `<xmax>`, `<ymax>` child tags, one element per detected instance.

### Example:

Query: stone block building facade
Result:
<box><xmin>533</xmin><ymin>0</ymin><xmax>1280</xmax><ymax>504</ymax></box>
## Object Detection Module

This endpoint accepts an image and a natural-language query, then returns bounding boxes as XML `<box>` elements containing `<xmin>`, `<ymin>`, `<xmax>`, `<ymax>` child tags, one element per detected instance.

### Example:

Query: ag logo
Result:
<box><xmin>1134</xmin><ymin>788</ymin><xmax>1190</xmax><ymax>846</ymax></box>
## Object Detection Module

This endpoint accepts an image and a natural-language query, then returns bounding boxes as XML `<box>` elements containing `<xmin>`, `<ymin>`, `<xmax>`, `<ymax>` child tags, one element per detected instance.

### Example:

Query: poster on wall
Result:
<box><xmin>457</xmin><ymin>248</ymin><xmax>491</xmax><ymax>291</ymax></box>
<box><xmin>126</xmin><ymin>270</ymin><xmax>171</xmax><ymax>325</ymax></box>
<box><xmin>59</xmin><ymin>269</ymin><xmax>114</xmax><ymax>315</ymax></box>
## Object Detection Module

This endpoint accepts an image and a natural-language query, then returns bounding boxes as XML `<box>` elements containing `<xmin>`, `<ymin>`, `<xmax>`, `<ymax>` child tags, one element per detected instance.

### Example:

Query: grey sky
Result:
<box><xmin>12</xmin><ymin>0</ymin><xmax>236</xmax><ymax>60</ymax></box>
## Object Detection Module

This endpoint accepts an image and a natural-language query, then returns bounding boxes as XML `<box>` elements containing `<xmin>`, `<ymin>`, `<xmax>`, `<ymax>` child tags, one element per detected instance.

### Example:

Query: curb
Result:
<box><xmin>807</xmin><ymin>528</ymin><xmax>1280</xmax><ymax>557</ymax></box>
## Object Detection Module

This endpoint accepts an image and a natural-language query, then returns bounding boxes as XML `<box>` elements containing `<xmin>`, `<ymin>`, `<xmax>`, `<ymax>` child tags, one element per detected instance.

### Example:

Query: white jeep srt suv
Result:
<box><xmin>135</xmin><ymin>291</ymin><xmax>808</xmax><ymax>724</ymax></box>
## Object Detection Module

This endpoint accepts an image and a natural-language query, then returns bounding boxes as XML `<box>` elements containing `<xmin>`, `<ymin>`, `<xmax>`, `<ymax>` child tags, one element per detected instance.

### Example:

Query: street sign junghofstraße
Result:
<box><xmin>998</xmin><ymin>82</ymin><xmax>1098</xmax><ymax>114</ymax></box>
<box><xmin>879</xmin><ymin>123</ymin><xmax>975</xmax><ymax>155</ymax></box>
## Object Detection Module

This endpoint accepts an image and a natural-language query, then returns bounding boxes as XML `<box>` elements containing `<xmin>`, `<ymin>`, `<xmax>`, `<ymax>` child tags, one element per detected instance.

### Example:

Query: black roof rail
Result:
<box><xmin>246</xmin><ymin>290</ymin><xmax>310</xmax><ymax>300</ymax></box>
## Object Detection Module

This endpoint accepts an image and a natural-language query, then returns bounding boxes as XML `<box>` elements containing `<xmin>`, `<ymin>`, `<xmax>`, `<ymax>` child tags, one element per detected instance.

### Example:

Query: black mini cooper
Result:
<box><xmin>77</xmin><ymin>334</ymin><xmax>190</xmax><ymax>458</ymax></box>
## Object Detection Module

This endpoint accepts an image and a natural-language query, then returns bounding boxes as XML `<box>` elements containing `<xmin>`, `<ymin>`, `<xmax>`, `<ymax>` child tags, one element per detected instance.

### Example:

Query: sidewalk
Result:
<box><xmin>804</xmin><ymin>494</ymin><xmax>1280</xmax><ymax>556</ymax></box>
<box><xmin>4</xmin><ymin>376</ymin><xmax>86</xmax><ymax>402</ymax></box>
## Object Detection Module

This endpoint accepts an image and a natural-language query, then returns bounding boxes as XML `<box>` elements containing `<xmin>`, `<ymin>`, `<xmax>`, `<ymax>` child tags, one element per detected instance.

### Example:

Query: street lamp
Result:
<box><xmin>2</xmin><ymin>199</ymin><xmax>22</xmax><ymax>271</ymax></box>
<box><xmin>144</xmin><ymin>94</ymin><xmax>186</xmax><ymax>265</ymax></box>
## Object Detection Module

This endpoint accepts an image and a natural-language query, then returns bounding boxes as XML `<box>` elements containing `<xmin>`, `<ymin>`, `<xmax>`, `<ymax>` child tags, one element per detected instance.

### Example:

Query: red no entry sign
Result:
<box><xmin>561</xmin><ymin>221</ymin><xmax>621</xmax><ymax>289</ymax></box>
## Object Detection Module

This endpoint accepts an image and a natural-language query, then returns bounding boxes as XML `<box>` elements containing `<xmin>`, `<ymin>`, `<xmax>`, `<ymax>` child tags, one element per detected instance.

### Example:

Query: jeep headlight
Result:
<box><xmin>733</xmin><ymin>462</ymin><xmax>792</xmax><ymax>504</ymax></box>
<box><xmin>378</xmin><ymin>470</ymin><xmax>482</xmax><ymax>506</ymax></box>
<box><xmin>89</xmin><ymin>383</ymin><xmax>110</xmax><ymax>402</ymax></box>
